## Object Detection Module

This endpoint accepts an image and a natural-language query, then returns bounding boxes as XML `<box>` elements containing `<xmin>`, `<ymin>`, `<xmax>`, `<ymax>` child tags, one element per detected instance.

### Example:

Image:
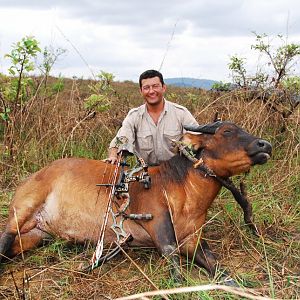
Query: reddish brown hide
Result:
<box><xmin>0</xmin><ymin>122</ymin><xmax>272</xmax><ymax>281</ymax></box>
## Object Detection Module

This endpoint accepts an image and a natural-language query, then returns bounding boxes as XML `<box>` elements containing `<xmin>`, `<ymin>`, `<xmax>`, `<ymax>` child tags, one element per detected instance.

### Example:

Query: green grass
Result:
<box><xmin>0</xmin><ymin>191</ymin><xmax>12</xmax><ymax>219</ymax></box>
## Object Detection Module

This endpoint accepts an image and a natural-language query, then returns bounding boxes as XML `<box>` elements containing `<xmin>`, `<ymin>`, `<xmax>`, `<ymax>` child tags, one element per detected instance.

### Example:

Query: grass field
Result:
<box><xmin>0</xmin><ymin>77</ymin><xmax>299</xmax><ymax>299</ymax></box>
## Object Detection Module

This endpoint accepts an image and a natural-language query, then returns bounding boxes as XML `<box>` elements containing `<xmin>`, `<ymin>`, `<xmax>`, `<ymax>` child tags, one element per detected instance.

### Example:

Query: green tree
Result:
<box><xmin>38</xmin><ymin>46</ymin><xmax>66</xmax><ymax>87</ymax></box>
<box><xmin>251</xmin><ymin>33</ymin><xmax>300</xmax><ymax>88</ymax></box>
<box><xmin>84</xmin><ymin>71</ymin><xmax>115</xmax><ymax>113</ymax></box>
<box><xmin>228</xmin><ymin>33</ymin><xmax>300</xmax><ymax>128</ymax></box>
<box><xmin>211</xmin><ymin>81</ymin><xmax>232</xmax><ymax>92</ymax></box>
<box><xmin>228</xmin><ymin>56</ymin><xmax>247</xmax><ymax>88</ymax></box>
<box><xmin>1</xmin><ymin>36</ymin><xmax>41</xmax><ymax>158</ymax></box>
<box><xmin>229</xmin><ymin>33</ymin><xmax>300</xmax><ymax>89</ymax></box>
<box><xmin>282</xmin><ymin>76</ymin><xmax>300</xmax><ymax>94</ymax></box>
<box><xmin>4</xmin><ymin>36</ymin><xmax>41</xmax><ymax>105</ymax></box>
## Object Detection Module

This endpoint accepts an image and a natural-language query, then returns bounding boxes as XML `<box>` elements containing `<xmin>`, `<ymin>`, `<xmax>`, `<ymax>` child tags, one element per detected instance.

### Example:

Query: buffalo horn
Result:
<box><xmin>184</xmin><ymin>121</ymin><xmax>223</xmax><ymax>134</ymax></box>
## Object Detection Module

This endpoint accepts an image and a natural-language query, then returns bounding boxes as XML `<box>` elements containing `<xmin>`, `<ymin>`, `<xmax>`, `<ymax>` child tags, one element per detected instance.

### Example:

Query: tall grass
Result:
<box><xmin>0</xmin><ymin>77</ymin><xmax>299</xmax><ymax>299</ymax></box>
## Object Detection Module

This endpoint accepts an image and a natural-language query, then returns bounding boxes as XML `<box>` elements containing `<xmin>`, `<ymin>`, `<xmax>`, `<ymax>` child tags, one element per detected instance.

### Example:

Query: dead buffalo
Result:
<box><xmin>0</xmin><ymin>121</ymin><xmax>272</xmax><ymax>282</ymax></box>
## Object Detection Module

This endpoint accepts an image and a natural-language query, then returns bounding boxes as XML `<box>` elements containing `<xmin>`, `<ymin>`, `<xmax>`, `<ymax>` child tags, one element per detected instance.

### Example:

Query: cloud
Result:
<box><xmin>0</xmin><ymin>0</ymin><xmax>300</xmax><ymax>81</ymax></box>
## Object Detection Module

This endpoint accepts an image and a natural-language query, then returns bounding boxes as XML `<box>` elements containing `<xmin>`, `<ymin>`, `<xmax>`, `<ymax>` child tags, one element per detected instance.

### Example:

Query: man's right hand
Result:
<box><xmin>104</xmin><ymin>147</ymin><xmax>118</xmax><ymax>164</ymax></box>
<box><xmin>104</xmin><ymin>156</ymin><xmax>118</xmax><ymax>164</ymax></box>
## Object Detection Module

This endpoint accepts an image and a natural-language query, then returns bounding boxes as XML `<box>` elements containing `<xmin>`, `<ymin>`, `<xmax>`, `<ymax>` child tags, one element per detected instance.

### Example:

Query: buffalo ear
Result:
<box><xmin>181</xmin><ymin>133</ymin><xmax>210</xmax><ymax>151</ymax></box>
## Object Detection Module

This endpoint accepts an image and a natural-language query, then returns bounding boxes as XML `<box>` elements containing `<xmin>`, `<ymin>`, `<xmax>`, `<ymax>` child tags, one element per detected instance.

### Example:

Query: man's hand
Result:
<box><xmin>104</xmin><ymin>147</ymin><xmax>118</xmax><ymax>164</ymax></box>
<box><xmin>104</xmin><ymin>156</ymin><xmax>118</xmax><ymax>164</ymax></box>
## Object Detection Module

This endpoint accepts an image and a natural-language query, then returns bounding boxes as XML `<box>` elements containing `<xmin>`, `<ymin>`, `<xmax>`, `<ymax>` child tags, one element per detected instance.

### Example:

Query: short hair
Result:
<box><xmin>139</xmin><ymin>70</ymin><xmax>164</xmax><ymax>88</ymax></box>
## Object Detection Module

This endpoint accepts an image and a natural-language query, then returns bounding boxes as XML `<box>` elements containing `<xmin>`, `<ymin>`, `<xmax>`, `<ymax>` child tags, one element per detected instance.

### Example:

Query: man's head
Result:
<box><xmin>139</xmin><ymin>70</ymin><xmax>166</xmax><ymax>107</ymax></box>
<box><xmin>139</xmin><ymin>70</ymin><xmax>164</xmax><ymax>88</ymax></box>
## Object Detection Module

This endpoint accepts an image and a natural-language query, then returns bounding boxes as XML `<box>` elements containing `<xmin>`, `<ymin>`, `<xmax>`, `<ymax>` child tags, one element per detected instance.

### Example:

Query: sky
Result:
<box><xmin>0</xmin><ymin>0</ymin><xmax>300</xmax><ymax>82</ymax></box>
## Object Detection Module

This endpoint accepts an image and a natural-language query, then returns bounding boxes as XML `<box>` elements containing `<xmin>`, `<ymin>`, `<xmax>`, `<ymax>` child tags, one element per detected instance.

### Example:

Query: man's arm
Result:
<box><xmin>105</xmin><ymin>110</ymin><xmax>137</xmax><ymax>164</ymax></box>
<box><xmin>182</xmin><ymin>108</ymin><xmax>199</xmax><ymax>129</ymax></box>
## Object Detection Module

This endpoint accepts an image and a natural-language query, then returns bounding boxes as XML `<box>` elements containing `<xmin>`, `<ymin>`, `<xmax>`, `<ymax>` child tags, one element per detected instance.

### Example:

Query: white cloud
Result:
<box><xmin>0</xmin><ymin>0</ymin><xmax>300</xmax><ymax>82</ymax></box>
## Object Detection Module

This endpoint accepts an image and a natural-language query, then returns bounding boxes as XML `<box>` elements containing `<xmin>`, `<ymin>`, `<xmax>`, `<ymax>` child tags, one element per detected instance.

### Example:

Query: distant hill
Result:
<box><xmin>165</xmin><ymin>77</ymin><xmax>218</xmax><ymax>90</ymax></box>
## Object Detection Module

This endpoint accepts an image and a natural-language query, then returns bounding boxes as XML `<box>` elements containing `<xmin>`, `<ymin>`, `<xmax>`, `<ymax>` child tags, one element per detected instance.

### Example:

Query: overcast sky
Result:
<box><xmin>0</xmin><ymin>0</ymin><xmax>299</xmax><ymax>82</ymax></box>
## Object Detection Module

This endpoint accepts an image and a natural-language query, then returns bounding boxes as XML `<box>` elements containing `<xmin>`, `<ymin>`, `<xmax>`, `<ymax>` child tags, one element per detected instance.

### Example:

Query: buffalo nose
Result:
<box><xmin>256</xmin><ymin>139</ymin><xmax>272</xmax><ymax>153</ymax></box>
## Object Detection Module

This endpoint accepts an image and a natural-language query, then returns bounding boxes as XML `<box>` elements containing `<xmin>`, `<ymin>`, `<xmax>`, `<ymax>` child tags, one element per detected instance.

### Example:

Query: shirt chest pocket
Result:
<box><xmin>136</xmin><ymin>130</ymin><xmax>153</xmax><ymax>151</ymax></box>
<box><xmin>163</xmin><ymin>129</ymin><xmax>182</xmax><ymax>149</ymax></box>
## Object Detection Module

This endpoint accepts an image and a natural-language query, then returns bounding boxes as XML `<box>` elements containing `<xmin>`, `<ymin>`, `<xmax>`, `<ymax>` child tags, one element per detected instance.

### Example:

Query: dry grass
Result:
<box><xmin>0</xmin><ymin>77</ymin><xmax>299</xmax><ymax>299</ymax></box>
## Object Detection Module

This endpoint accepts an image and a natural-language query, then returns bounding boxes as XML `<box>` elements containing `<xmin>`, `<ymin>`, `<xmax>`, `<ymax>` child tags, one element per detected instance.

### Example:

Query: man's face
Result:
<box><xmin>140</xmin><ymin>76</ymin><xmax>166</xmax><ymax>106</ymax></box>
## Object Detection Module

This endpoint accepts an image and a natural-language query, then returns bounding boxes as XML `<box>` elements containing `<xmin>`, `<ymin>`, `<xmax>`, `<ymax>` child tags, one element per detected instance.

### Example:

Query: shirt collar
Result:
<box><xmin>139</xmin><ymin>98</ymin><xmax>169</xmax><ymax>116</ymax></box>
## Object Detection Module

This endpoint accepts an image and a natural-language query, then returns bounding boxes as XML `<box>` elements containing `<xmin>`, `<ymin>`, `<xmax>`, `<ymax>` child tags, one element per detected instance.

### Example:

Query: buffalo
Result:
<box><xmin>0</xmin><ymin>121</ymin><xmax>272</xmax><ymax>283</ymax></box>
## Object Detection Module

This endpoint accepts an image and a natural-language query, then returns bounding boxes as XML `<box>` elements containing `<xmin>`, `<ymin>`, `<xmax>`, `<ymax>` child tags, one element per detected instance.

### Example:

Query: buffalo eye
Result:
<box><xmin>223</xmin><ymin>129</ymin><xmax>233</xmax><ymax>136</ymax></box>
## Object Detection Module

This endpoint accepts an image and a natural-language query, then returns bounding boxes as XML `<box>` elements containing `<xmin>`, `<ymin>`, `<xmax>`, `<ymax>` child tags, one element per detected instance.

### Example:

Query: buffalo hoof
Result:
<box><xmin>170</xmin><ymin>268</ymin><xmax>184</xmax><ymax>284</ymax></box>
<box><xmin>246</xmin><ymin>222</ymin><xmax>261</xmax><ymax>237</ymax></box>
<box><xmin>217</xmin><ymin>270</ymin><xmax>239</xmax><ymax>287</ymax></box>
<box><xmin>221</xmin><ymin>276</ymin><xmax>239</xmax><ymax>287</ymax></box>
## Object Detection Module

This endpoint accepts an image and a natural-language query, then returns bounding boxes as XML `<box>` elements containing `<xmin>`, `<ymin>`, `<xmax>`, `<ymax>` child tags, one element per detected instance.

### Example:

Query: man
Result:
<box><xmin>107</xmin><ymin>69</ymin><xmax>198</xmax><ymax>165</ymax></box>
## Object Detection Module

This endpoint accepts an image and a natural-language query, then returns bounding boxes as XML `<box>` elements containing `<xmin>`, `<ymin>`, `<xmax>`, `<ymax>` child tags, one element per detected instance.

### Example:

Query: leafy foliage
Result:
<box><xmin>84</xmin><ymin>71</ymin><xmax>115</xmax><ymax>112</ymax></box>
<box><xmin>39</xmin><ymin>46</ymin><xmax>66</xmax><ymax>77</ymax></box>
<box><xmin>251</xmin><ymin>33</ymin><xmax>300</xmax><ymax>87</ymax></box>
<box><xmin>38</xmin><ymin>46</ymin><xmax>66</xmax><ymax>87</ymax></box>
<box><xmin>4</xmin><ymin>36</ymin><xmax>40</xmax><ymax>104</ymax></box>
<box><xmin>229</xmin><ymin>33</ymin><xmax>300</xmax><ymax>89</ymax></box>
<box><xmin>211</xmin><ymin>81</ymin><xmax>232</xmax><ymax>92</ymax></box>
<box><xmin>5</xmin><ymin>36</ymin><xmax>41</xmax><ymax>77</ymax></box>
<box><xmin>282</xmin><ymin>76</ymin><xmax>300</xmax><ymax>94</ymax></box>
<box><xmin>229</xmin><ymin>56</ymin><xmax>247</xmax><ymax>88</ymax></box>
<box><xmin>228</xmin><ymin>33</ymin><xmax>300</xmax><ymax>125</ymax></box>
<box><xmin>51</xmin><ymin>75</ymin><xmax>65</xmax><ymax>93</ymax></box>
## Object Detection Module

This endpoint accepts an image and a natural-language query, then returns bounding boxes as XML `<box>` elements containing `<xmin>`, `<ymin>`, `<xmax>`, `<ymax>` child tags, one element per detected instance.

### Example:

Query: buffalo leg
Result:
<box><xmin>183</xmin><ymin>238</ymin><xmax>237</xmax><ymax>286</ymax></box>
<box><xmin>0</xmin><ymin>228</ymin><xmax>49</xmax><ymax>262</ymax></box>
<box><xmin>142</xmin><ymin>211</ymin><xmax>182</xmax><ymax>281</ymax></box>
<box><xmin>184</xmin><ymin>238</ymin><xmax>217</xmax><ymax>276</ymax></box>
<box><xmin>0</xmin><ymin>214</ymin><xmax>40</xmax><ymax>263</ymax></box>
<box><xmin>220</xmin><ymin>179</ymin><xmax>259</xmax><ymax>235</ymax></box>
<box><xmin>0</xmin><ymin>232</ymin><xmax>16</xmax><ymax>263</ymax></box>
<box><xmin>7</xmin><ymin>228</ymin><xmax>49</xmax><ymax>258</ymax></box>
<box><xmin>231</xmin><ymin>182</ymin><xmax>258</xmax><ymax>235</ymax></box>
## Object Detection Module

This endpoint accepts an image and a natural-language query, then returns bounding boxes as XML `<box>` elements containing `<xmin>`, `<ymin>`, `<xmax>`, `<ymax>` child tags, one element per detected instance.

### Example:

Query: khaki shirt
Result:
<box><xmin>109</xmin><ymin>100</ymin><xmax>198</xmax><ymax>165</ymax></box>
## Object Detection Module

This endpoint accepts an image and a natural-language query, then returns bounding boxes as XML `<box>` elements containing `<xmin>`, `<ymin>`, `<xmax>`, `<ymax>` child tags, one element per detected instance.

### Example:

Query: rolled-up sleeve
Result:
<box><xmin>182</xmin><ymin>109</ymin><xmax>198</xmax><ymax>127</ymax></box>
<box><xmin>109</xmin><ymin>111</ymin><xmax>136</xmax><ymax>149</ymax></box>
<box><xmin>177</xmin><ymin>107</ymin><xmax>199</xmax><ymax>133</ymax></box>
